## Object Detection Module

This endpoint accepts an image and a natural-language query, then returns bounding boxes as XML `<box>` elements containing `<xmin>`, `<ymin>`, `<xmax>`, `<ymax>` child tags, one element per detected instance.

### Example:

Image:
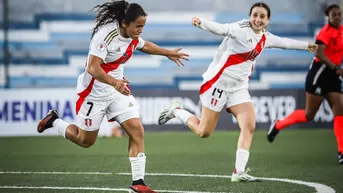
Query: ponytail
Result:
<box><xmin>91</xmin><ymin>0</ymin><xmax>147</xmax><ymax>38</ymax></box>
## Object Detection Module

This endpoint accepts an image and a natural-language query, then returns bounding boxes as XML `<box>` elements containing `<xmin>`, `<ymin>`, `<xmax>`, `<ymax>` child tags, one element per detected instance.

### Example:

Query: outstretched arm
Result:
<box><xmin>192</xmin><ymin>17</ymin><xmax>233</xmax><ymax>36</ymax></box>
<box><xmin>266</xmin><ymin>33</ymin><xmax>317</xmax><ymax>52</ymax></box>
<box><xmin>139</xmin><ymin>40</ymin><xmax>189</xmax><ymax>66</ymax></box>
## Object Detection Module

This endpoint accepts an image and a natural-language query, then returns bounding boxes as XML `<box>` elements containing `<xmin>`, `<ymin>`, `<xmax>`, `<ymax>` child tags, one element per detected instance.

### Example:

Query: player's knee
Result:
<box><xmin>79</xmin><ymin>138</ymin><xmax>96</xmax><ymax>148</ymax></box>
<box><xmin>245</xmin><ymin>121</ymin><xmax>256</xmax><ymax>133</ymax></box>
<box><xmin>199</xmin><ymin>130</ymin><xmax>212</xmax><ymax>138</ymax></box>
<box><xmin>131</xmin><ymin>131</ymin><xmax>144</xmax><ymax>142</ymax></box>
<box><xmin>128</xmin><ymin>125</ymin><xmax>144</xmax><ymax>142</ymax></box>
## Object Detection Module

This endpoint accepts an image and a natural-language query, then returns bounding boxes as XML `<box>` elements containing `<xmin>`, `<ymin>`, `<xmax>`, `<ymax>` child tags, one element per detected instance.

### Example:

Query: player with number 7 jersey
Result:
<box><xmin>36</xmin><ymin>1</ymin><xmax>189</xmax><ymax>192</ymax></box>
<box><xmin>158</xmin><ymin>2</ymin><xmax>317</xmax><ymax>183</ymax></box>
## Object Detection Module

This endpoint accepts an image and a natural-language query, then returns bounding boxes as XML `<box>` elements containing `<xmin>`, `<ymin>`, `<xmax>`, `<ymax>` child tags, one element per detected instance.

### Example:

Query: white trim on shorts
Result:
<box><xmin>313</xmin><ymin>64</ymin><xmax>326</xmax><ymax>85</ymax></box>
<box><xmin>115</xmin><ymin>109</ymin><xmax>140</xmax><ymax>124</ymax></box>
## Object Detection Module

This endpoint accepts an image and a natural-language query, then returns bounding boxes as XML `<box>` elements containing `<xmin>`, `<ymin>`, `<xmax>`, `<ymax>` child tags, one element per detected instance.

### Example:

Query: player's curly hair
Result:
<box><xmin>325</xmin><ymin>4</ymin><xmax>341</xmax><ymax>16</ymax></box>
<box><xmin>91</xmin><ymin>0</ymin><xmax>147</xmax><ymax>38</ymax></box>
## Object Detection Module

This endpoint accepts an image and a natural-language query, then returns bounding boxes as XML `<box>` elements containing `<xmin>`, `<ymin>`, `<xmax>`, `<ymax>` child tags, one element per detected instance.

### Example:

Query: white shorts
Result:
<box><xmin>77</xmin><ymin>93</ymin><xmax>140</xmax><ymax>131</ymax></box>
<box><xmin>200</xmin><ymin>87</ymin><xmax>252</xmax><ymax>112</ymax></box>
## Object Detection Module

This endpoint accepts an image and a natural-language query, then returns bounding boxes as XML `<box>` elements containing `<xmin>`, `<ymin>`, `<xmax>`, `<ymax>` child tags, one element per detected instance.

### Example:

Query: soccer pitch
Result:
<box><xmin>0</xmin><ymin>129</ymin><xmax>342</xmax><ymax>193</ymax></box>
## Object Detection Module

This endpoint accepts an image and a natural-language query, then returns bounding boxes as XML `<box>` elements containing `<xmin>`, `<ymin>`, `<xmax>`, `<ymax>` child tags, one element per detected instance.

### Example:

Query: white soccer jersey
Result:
<box><xmin>76</xmin><ymin>22</ymin><xmax>145</xmax><ymax>103</ymax></box>
<box><xmin>198</xmin><ymin>19</ymin><xmax>309</xmax><ymax>94</ymax></box>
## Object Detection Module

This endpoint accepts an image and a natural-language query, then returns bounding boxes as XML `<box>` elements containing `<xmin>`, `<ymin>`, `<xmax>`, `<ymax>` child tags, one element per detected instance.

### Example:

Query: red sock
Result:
<box><xmin>275</xmin><ymin>109</ymin><xmax>307</xmax><ymax>130</ymax></box>
<box><xmin>334</xmin><ymin>116</ymin><xmax>343</xmax><ymax>153</ymax></box>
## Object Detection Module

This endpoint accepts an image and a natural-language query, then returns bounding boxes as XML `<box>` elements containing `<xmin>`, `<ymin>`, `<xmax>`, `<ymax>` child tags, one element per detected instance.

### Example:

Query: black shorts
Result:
<box><xmin>305</xmin><ymin>61</ymin><xmax>342</xmax><ymax>96</ymax></box>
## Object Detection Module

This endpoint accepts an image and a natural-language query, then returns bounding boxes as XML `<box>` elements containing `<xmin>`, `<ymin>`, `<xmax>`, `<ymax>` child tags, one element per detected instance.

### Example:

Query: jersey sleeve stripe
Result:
<box><xmin>104</xmin><ymin>30</ymin><xmax>118</xmax><ymax>43</ymax></box>
<box><xmin>239</xmin><ymin>24</ymin><xmax>250</xmax><ymax>28</ymax></box>
<box><xmin>238</xmin><ymin>21</ymin><xmax>250</xmax><ymax>27</ymax></box>
<box><xmin>105</xmin><ymin>31</ymin><xmax>118</xmax><ymax>44</ymax></box>
<box><xmin>239</xmin><ymin>21</ymin><xmax>250</xmax><ymax>28</ymax></box>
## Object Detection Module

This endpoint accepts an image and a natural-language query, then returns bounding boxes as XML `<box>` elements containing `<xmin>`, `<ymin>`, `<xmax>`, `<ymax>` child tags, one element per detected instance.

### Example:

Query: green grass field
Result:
<box><xmin>0</xmin><ymin>129</ymin><xmax>342</xmax><ymax>193</ymax></box>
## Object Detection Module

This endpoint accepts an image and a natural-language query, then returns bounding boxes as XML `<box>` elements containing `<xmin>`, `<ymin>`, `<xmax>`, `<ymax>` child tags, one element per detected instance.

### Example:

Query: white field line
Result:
<box><xmin>0</xmin><ymin>171</ymin><xmax>336</xmax><ymax>193</ymax></box>
<box><xmin>0</xmin><ymin>171</ymin><xmax>112</xmax><ymax>175</ymax></box>
<box><xmin>0</xmin><ymin>186</ymin><xmax>227</xmax><ymax>193</ymax></box>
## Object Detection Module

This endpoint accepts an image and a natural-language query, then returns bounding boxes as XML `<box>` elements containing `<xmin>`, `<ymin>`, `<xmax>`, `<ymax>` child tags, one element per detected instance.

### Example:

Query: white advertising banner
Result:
<box><xmin>0</xmin><ymin>88</ymin><xmax>201</xmax><ymax>136</ymax></box>
<box><xmin>0</xmin><ymin>88</ymin><xmax>333</xmax><ymax>136</ymax></box>
<box><xmin>0</xmin><ymin>88</ymin><xmax>78</xmax><ymax>136</ymax></box>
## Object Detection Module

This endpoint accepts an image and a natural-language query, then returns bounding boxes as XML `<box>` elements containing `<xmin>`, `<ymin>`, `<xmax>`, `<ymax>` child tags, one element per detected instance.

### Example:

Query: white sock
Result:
<box><xmin>129</xmin><ymin>152</ymin><xmax>146</xmax><ymax>181</ymax></box>
<box><xmin>52</xmin><ymin>119</ymin><xmax>69</xmax><ymax>138</ymax></box>
<box><xmin>235</xmin><ymin>149</ymin><xmax>250</xmax><ymax>173</ymax></box>
<box><xmin>174</xmin><ymin>109</ymin><xmax>193</xmax><ymax>125</ymax></box>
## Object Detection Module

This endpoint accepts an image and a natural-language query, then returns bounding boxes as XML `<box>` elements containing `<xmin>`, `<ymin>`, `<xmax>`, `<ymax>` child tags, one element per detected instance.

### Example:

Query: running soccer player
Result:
<box><xmin>37</xmin><ymin>1</ymin><xmax>189</xmax><ymax>192</ymax></box>
<box><xmin>158</xmin><ymin>2</ymin><xmax>317</xmax><ymax>182</ymax></box>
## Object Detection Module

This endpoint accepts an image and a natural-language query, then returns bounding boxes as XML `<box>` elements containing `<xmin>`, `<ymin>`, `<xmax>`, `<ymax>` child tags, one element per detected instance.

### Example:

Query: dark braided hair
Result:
<box><xmin>91</xmin><ymin>0</ymin><xmax>147</xmax><ymax>38</ymax></box>
<box><xmin>325</xmin><ymin>4</ymin><xmax>341</xmax><ymax>16</ymax></box>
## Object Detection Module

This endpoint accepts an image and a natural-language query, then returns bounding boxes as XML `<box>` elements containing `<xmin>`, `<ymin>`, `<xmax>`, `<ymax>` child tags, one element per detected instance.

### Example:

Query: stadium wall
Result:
<box><xmin>0</xmin><ymin>88</ymin><xmax>333</xmax><ymax>136</ymax></box>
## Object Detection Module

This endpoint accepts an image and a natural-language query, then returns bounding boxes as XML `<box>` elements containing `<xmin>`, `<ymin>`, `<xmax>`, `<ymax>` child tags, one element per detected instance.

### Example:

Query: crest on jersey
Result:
<box><xmin>211</xmin><ymin>98</ymin><xmax>218</xmax><ymax>106</ymax></box>
<box><xmin>85</xmin><ymin>118</ymin><xmax>92</xmax><ymax>127</ymax></box>
<box><xmin>96</xmin><ymin>43</ymin><xmax>105</xmax><ymax>52</ymax></box>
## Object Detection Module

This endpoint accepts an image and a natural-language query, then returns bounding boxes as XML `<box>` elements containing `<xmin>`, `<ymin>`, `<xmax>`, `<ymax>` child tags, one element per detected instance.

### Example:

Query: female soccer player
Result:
<box><xmin>267</xmin><ymin>4</ymin><xmax>343</xmax><ymax>165</ymax></box>
<box><xmin>158</xmin><ymin>2</ymin><xmax>317</xmax><ymax>182</ymax></box>
<box><xmin>36</xmin><ymin>1</ymin><xmax>189</xmax><ymax>192</ymax></box>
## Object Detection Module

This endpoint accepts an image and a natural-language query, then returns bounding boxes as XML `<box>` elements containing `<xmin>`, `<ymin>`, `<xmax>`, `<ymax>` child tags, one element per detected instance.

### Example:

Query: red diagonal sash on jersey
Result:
<box><xmin>76</xmin><ymin>39</ymin><xmax>139</xmax><ymax>115</ymax></box>
<box><xmin>200</xmin><ymin>35</ymin><xmax>266</xmax><ymax>94</ymax></box>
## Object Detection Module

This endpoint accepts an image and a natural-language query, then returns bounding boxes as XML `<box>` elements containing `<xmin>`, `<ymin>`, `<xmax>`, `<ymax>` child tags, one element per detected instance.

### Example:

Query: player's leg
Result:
<box><xmin>267</xmin><ymin>62</ymin><xmax>326</xmax><ymax>143</ymax></box>
<box><xmin>186</xmin><ymin>105</ymin><xmax>220</xmax><ymax>138</ymax></box>
<box><xmin>37</xmin><ymin>111</ymin><xmax>100</xmax><ymax>148</ymax></box>
<box><xmin>267</xmin><ymin>92</ymin><xmax>324</xmax><ymax>143</ymax></box>
<box><xmin>226</xmin><ymin>90</ymin><xmax>259</xmax><ymax>182</ymax></box>
<box><xmin>279</xmin><ymin>92</ymin><xmax>323</xmax><ymax>128</ymax></box>
<box><xmin>65</xmin><ymin>125</ymin><xmax>99</xmax><ymax>148</ymax></box>
<box><xmin>158</xmin><ymin>86</ymin><xmax>225</xmax><ymax>138</ymax></box>
<box><xmin>119</xmin><ymin>117</ymin><xmax>147</xmax><ymax>188</ymax></box>
<box><xmin>107</xmin><ymin>94</ymin><xmax>156</xmax><ymax>193</ymax></box>
<box><xmin>327</xmin><ymin>92</ymin><xmax>343</xmax><ymax>164</ymax></box>
<box><xmin>231</xmin><ymin>102</ymin><xmax>256</xmax><ymax>154</ymax></box>
<box><xmin>37</xmin><ymin>99</ymin><xmax>105</xmax><ymax>148</ymax></box>
<box><xmin>158</xmin><ymin>101</ymin><xmax>220</xmax><ymax>137</ymax></box>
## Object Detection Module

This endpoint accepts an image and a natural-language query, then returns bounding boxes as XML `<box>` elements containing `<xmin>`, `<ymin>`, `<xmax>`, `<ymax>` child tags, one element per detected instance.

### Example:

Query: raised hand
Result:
<box><xmin>167</xmin><ymin>48</ymin><xmax>190</xmax><ymax>67</ymax></box>
<box><xmin>307</xmin><ymin>44</ymin><xmax>318</xmax><ymax>52</ymax></box>
<box><xmin>192</xmin><ymin>17</ymin><xmax>201</xmax><ymax>27</ymax></box>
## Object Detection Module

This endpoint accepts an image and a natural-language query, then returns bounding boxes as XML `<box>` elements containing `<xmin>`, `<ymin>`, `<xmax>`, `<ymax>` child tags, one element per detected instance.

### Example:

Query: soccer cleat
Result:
<box><xmin>129</xmin><ymin>185</ymin><xmax>158</xmax><ymax>193</ymax></box>
<box><xmin>231</xmin><ymin>168</ymin><xmax>260</xmax><ymax>182</ymax></box>
<box><xmin>158</xmin><ymin>101</ymin><xmax>182</xmax><ymax>125</ymax></box>
<box><xmin>267</xmin><ymin>120</ymin><xmax>280</xmax><ymax>143</ymax></box>
<box><xmin>338</xmin><ymin>152</ymin><xmax>343</xmax><ymax>164</ymax></box>
<box><xmin>37</xmin><ymin>110</ymin><xmax>59</xmax><ymax>133</ymax></box>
